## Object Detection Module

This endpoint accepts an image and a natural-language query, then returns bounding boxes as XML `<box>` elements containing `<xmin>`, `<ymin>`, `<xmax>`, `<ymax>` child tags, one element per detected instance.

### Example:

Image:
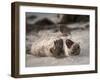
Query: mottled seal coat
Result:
<box><xmin>30</xmin><ymin>31</ymin><xmax>80</xmax><ymax>58</ymax></box>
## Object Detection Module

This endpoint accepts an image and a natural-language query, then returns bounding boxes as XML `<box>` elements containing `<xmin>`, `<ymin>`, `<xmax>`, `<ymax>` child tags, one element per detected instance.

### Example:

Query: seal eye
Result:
<box><xmin>66</xmin><ymin>39</ymin><xmax>74</xmax><ymax>48</ymax></box>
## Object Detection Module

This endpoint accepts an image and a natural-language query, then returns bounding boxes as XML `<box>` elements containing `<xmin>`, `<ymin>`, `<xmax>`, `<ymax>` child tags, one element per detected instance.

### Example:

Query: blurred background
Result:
<box><xmin>26</xmin><ymin>12</ymin><xmax>89</xmax><ymax>33</ymax></box>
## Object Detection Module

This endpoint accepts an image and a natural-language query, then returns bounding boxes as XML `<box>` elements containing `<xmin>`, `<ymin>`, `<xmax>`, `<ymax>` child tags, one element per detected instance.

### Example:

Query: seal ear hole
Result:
<box><xmin>77</xmin><ymin>46</ymin><xmax>80</xmax><ymax>49</ymax></box>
